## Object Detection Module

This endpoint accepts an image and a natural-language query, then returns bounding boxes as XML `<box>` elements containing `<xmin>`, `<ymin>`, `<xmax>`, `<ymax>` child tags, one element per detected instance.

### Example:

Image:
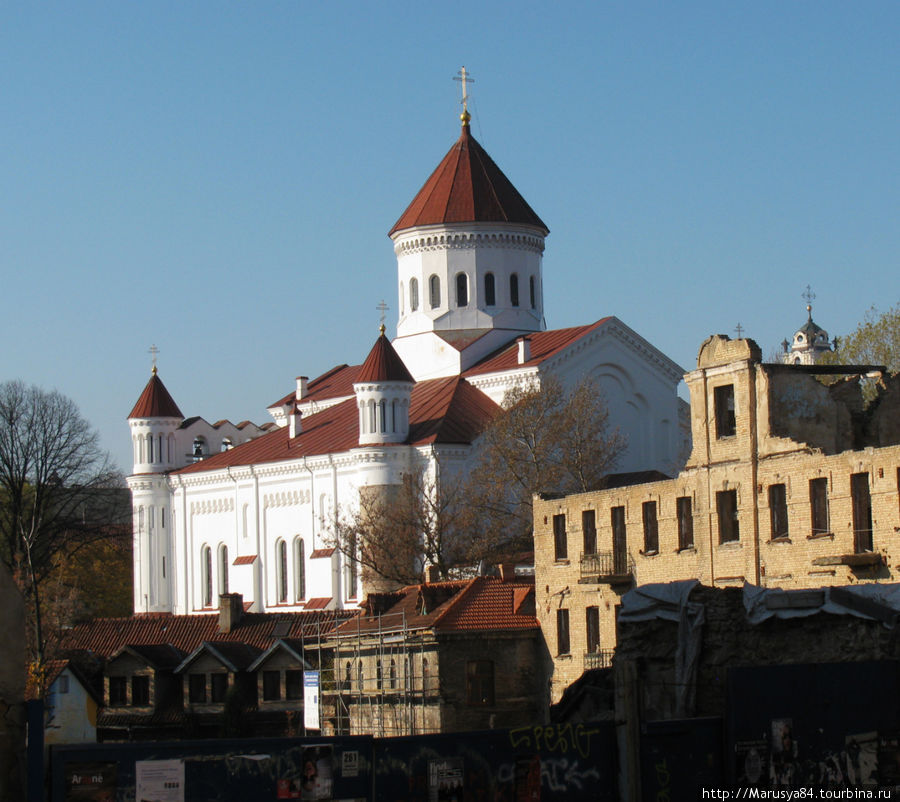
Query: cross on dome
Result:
<box><xmin>148</xmin><ymin>344</ymin><xmax>159</xmax><ymax>375</ymax></box>
<box><xmin>454</xmin><ymin>66</ymin><xmax>474</xmax><ymax>124</ymax></box>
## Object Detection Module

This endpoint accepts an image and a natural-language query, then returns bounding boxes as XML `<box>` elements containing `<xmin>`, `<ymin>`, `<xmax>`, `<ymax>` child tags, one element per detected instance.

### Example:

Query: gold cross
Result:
<box><xmin>148</xmin><ymin>344</ymin><xmax>159</xmax><ymax>374</ymax></box>
<box><xmin>454</xmin><ymin>66</ymin><xmax>474</xmax><ymax>114</ymax></box>
<box><xmin>376</xmin><ymin>300</ymin><xmax>389</xmax><ymax>332</ymax></box>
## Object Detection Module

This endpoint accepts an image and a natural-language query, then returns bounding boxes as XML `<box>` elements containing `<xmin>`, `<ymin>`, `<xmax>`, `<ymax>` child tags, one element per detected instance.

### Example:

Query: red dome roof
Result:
<box><xmin>128</xmin><ymin>372</ymin><xmax>183</xmax><ymax>419</ymax></box>
<box><xmin>356</xmin><ymin>332</ymin><xmax>414</xmax><ymax>384</ymax></box>
<box><xmin>389</xmin><ymin>122</ymin><xmax>548</xmax><ymax>236</ymax></box>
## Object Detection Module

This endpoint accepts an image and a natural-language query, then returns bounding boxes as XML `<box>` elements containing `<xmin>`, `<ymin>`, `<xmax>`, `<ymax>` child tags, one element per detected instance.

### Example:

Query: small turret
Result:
<box><xmin>783</xmin><ymin>289</ymin><xmax>833</xmax><ymax>366</ymax></box>
<box><xmin>127</xmin><ymin>367</ymin><xmax>184</xmax><ymax>474</ymax></box>
<box><xmin>354</xmin><ymin>326</ymin><xmax>415</xmax><ymax>446</ymax></box>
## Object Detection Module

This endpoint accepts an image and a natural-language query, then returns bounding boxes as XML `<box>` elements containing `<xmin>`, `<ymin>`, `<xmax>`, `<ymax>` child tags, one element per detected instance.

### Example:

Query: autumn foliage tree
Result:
<box><xmin>329</xmin><ymin>376</ymin><xmax>626</xmax><ymax>588</ymax></box>
<box><xmin>825</xmin><ymin>302</ymin><xmax>900</xmax><ymax>372</ymax></box>
<box><xmin>0</xmin><ymin>380</ymin><xmax>124</xmax><ymax>681</ymax></box>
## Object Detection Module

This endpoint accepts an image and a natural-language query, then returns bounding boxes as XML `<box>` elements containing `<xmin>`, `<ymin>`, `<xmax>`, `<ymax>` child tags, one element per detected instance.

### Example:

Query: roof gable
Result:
<box><xmin>390</xmin><ymin>124</ymin><xmax>548</xmax><ymax>236</ymax></box>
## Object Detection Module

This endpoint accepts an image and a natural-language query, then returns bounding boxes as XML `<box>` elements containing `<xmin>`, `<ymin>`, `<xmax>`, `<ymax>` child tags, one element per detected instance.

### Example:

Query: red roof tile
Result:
<box><xmin>463</xmin><ymin>320</ymin><xmax>612</xmax><ymax>376</ymax></box>
<box><xmin>356</xmin><ymin>333</ymin><xmax>414</xmax><ymax>384</ymax></box>
<box><xmin>335</xmin><ymin>577</ymin><xmax>537</xmax><ymax>636</ymax></box>
<box><xmin>128</xmin><ymin>372</ymin><xmax>183</xmax><ymax>419</ymax></box>
<box><xmin>268</xmin><ymin>364</ymin><xmax>360</xmax><ymax>410</ymax></box>
<box><xmin>233</xmin><ymin>555</ymin><xmax>258</xmax><ymax>565</ymax></box>
<box><xmin>56</xmin><ymin>610</ymin><xmax>358</xmax><ymax>659</ymax></box>
<box><xmin>304</xmin><ymin>597</ymin><xmax>332</xmax><ymax>610</ymax></box>
<box><xmin>390</xmin><ymin>123</ymin><xmax>548</xmax><ymax>236</ymax></box>
<box><xmin>310</xmin><ymin>548</ymin><xmax>335</xmax><ymax>559</ymax></box>
<box><xmin>175</xmin><ymin>376</ymin><xmax>499</xmax><ymax>474</ymax></box>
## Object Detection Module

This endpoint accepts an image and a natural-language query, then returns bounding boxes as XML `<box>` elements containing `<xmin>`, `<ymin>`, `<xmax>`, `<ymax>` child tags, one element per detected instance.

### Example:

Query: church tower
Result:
<box><xmin>781</xmin><ymin>290</ymin><xmax>834</xmax><ymax>365</ymax></box>
<box><xmin>127</xmin><ymin>366</ymin><xmax>183</xmax><ymax>613</ymax></box>
<box><xmin>389</xmin><ymin>100</ymin><xmax>550</xmax><ymax>380</ymax></box>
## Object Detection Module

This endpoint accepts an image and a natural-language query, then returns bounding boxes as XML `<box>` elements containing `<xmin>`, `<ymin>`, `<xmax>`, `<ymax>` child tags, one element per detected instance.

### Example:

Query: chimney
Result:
<box><xmin>517</xmin><ymin>336</ymin><xmax>531</xmax><ymax>365</ymax></box>
<box><xmin>499</xmin><ymin>563</ymin><xmax>516</xmax><ymax>581</ymax></box>
<box><xmin>289</xmin><ymin>403</ymin><xmax>302</xmax><ymax>438</ymax></box>
<box><xmin>295</xmin><ymin>376</ymin><xmax>308</xmax><ymax>401</ymax></box>
<box><xmin>424</xmin><ymin>565</ymin><xmax>440</xmax><ymax>584</ymax></box>
<box><xmin>218</xmin><ymin>593</ymin><xmax>243</xmax><ymax>633</ymax></box>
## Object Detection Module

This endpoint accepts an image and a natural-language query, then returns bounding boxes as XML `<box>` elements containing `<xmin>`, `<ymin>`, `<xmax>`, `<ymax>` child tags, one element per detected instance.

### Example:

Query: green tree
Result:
<box><xmin>825</xmin><ymin>302</ymin><xmax>900</xmax><ymax>371</ymax></box>
<box><xmin>0</xmin><ymin>380</ymin><xmax>123</xmax><ymax>679</ymax></box>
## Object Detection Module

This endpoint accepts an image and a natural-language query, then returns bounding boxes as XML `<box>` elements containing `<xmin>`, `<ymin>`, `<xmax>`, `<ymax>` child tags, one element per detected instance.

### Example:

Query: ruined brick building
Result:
<box><xmin>534</xmin><ymin>333</ymin><xmax>900</xmax><ymax>702</ymax></box>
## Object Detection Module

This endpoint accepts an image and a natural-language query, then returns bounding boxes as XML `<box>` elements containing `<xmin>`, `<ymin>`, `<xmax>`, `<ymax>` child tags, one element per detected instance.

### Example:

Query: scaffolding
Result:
<box><xmin>305</xmin><ymin>609</ymin><xmax>440</xmax><ymax>737</ymax></box>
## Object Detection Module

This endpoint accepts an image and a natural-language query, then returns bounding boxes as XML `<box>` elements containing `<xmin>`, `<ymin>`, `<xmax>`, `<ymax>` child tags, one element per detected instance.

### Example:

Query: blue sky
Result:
<box><xmin>2</xmin><ymin>2</ymin><xmax>898</xmax><ymax>473</ymax></box>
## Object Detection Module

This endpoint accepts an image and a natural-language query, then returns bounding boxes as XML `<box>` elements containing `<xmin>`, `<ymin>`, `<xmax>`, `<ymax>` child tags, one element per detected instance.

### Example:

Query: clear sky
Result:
<box><xmin>2</xmin><ymin>2</ymin><xmax>898</xmax><ymax>473</ymax></box>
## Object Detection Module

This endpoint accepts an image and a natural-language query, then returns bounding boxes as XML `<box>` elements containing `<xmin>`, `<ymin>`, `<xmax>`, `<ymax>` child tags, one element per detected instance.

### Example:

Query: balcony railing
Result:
<box><xmin>579</xmin><ymin>551</ymin><xmax>634</xmax><ymax>584</ymax></box>
<box><xmin>584</xmin><ymin>650</ymin><xmax>614</xmax><ymax>671</ymax></box>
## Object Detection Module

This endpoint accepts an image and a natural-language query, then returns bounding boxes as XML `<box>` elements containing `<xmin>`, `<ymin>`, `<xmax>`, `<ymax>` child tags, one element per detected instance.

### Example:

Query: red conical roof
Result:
<box><xmin>356</xmin><ymin>330</ymin><xmax>414</xmax><ymax>384</ymax></box>
<box><xmin>389</xmin><ymin>122</ymin><xmax>548</xmax><ymax>236</ymax></box>
<box><xmin>128</xmin><ymin>371</ymin><xmax>183</xmax><ymax>419</ymax></box>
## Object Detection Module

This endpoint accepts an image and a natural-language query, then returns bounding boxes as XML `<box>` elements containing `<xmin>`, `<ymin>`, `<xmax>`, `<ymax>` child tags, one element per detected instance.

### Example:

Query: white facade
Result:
<box><xmin>127</xmin><ymin>116</ymin><xmax>689</xmax><ymax>617</ymax></box>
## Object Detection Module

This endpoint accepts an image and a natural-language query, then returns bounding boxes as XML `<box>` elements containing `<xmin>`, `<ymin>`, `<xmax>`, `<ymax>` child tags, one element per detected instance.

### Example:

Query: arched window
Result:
<box><xmin>429</xmin><ymin>274</ymin><xmax>441</xmax><ymax>308</ymax></box>
<box><xmin>344</xmin><ymin>661</ymin><xmax>352</xmax><ymax>690</ymax></box>
<box><xmin>484</xmin><ymin>272</ymin><xmax>496</xmax><ymax>306</ymax></box>
<box><xmin>456</xmin><ymin>273</ymin><xmax>468</xmax><ymax>307</ymax></box>
<box><xmin>379</xmin><ymin>400</ymin><xmax>386</xmax><ymax>433</ymax></box>
<box><xmin>409</xmin><ymin>278</ymin><xmax>419</xmax><ymax>311</ymax></box>
<box><xmin>218</xmin><ymin>544</ymin><xmax>229</xmax><ymax>596</ymax></box>
<box><xmin>221</xmin><ymin>438</ymin><xmax>233</xmax><ymax>452</ymax></box>
<box><xmin>389</xmin><ymin>659</ymin><xmax>397</xmax><ymax>690</ymax></box>
<box><xmin>391</xmin><ymin>399</ymin><xmax>398</xmax><ymax>433</ymax></box>
<box><xmin>399</xmin><ymin>281</ymin><xmax>404</xmax><ymax>315</ymax></box>
<box><xmin>510</xmin><ymin>274</ymin><xmax>520</xmax><ymax>307</ymax></box>
<box><xmin>369</xmin><ymin>400</ymin><xmax>376</xmax><ymax>433</ymax></box>
<box><xmin>202</xmin><ymin>545</ymin><xmax>212</xmax><ymax>607</ymax></box>
<box><xmin>294</xmin><ymin>538</ymin><xmax>306</xmax><ymax>601</ymax></box>
<box><xmin>529</xmin><ymin>275</ymin><xmax>536</xmax><ymax>309</ymax></box>
<box><xmin>192</xmin><ymin>436</ymin><xmax>207</xmax><ymax>460</ymax></box>
<box><xmin>276</xmin><ymin>539</ymin><xmax>287</xmax><ymax>603</ymax></box>
<box><xmin>147</xmin><ymin>434</ymin><xmax>154</xmax><ymax>463</ymax></box>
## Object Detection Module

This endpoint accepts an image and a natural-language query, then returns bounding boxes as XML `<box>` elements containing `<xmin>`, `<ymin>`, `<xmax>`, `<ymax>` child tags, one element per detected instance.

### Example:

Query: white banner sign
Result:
<box><xmin>304</xmin><ymin>670</ymin><xmax>320</xmax><ymax>731</ymax></box>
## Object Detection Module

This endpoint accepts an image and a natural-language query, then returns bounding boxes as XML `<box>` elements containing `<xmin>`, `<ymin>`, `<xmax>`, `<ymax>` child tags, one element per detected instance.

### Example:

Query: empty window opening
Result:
<box><xmin>717</xmin><ymin>489</ymin><xmax>740</xmax><ymax>543</ymax></box>
<box><xmin>263</xmin><ymin>671</ymin><xmax>281</xmax><ymax>701</ymax></box>
<box><xmin>714</xmin><ymin>385</ymin><xmax>736</xmax><ymax>438</ymax></box>
<box><xmin>510</xmin><ymin>274</ymin><xmax>519</xmax><ymax>307</ymax></box>
<box><xmin>553</xmin><ymin>513</ymin><xmax>567</xmax><ymax>561</ymax></box>
<box><xmin>556</xmin><ymin>609</ymin><xmax>570</xmax><ymax>655</ymax></box>
<box><xmin>851</xmin><ymin>472</ymin><xmax>873</xmax><ymax>552</ymax></box>
<box><xmin>466</xmin><ymin>660</ymin><xmax>495</xmax><ymax>706</ymax></box>
<box><xmin>611</xmin><ymin>506</ymin><xmax>627</xmax><ymax>574</ymax></box>
<box><xmin>585</xmin><ymin>606</ymin><xmax>600</xmax><ymax>654</ymax></box>
<box><xmin>529</xmin><ymin>275</ymin><xmax>536</xmax><ymax>309</ymax></box>
<box><xmin>582</xmin><ymin>509</ymin><xmax>597</xmax><ymax>555</ymax></box>
<box><xmin>809</xmin><ymin>478</ymin><xmax>829</xmax><ymax>536</ymax></box>
<box><xmin>676</xmin><ymin>496</ymin><xmax>694</xmax><ymax>549</ymax></box>
<box><xmin>769</xmin><ymin>484</ymin><xmax>788</xmax><ymax>539</ymax></box>
<box><xmin>642</xmin><ymin>501</ymin><xmax>659</xmax><ymax>553</ymax></box>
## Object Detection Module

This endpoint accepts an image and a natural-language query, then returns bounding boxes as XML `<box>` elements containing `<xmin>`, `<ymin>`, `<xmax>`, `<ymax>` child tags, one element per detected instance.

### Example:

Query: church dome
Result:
<box><xmin>128</xmin><ymin>370</ymin><xmax>183</xmax><ymax>419</ymax></box>
<box><xmin>390</xmin><ymin>120</ymin><xmax>548</xmax><ymax>236</ymax></box>
<box><xmin>783</xmin><ymin>303</ymin><xmax>832</xmax><ymax>365</ymax></box>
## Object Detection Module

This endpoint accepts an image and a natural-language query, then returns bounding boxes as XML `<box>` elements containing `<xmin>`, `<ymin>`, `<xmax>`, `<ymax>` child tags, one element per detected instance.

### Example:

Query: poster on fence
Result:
<box><xmin>64</xmin><ymin>762</ymin><xmax>117</xmax><ymax>802</ymax></box>
<box><xmin>136</xmin><ymin>759</ymin><xmax>185</xmax><ymax>802</ymax></box>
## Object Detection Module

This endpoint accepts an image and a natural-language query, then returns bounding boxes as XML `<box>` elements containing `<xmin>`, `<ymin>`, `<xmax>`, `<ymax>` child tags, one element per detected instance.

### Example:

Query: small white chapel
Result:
<box><xmin>127</xmin><ymin>98</ymin><xmax>688</xmax><ymax>616</ymax></box>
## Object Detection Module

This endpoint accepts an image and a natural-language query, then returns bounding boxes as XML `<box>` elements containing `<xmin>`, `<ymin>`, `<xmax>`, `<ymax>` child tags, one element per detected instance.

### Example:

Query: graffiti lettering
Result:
<box><xmin>509</xmin><ymin>723</ymin><xmax>599</xmax><ymax>758</ymax></box>
<box><xmin>540</xmin><ymin>757</ymin><xmax>600</xmax><ymax>792</ymax></box>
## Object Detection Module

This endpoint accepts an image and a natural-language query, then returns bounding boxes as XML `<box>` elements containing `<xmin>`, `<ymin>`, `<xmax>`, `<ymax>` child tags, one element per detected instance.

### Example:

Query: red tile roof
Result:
<box><xmin>303</xmin><ymin>598</ymin><xmax>332</xmax><ymax>610</ymax></box>
<box><xmin>268</xmin><ymin>364</ymin><xmax>360</xmax><ymax>410</ymax></box>
<box><xmin>390</xmin><ymin>123</ymin><xmax>548</xmax><ymax>236</ymax></box>
<box><xmin>310</xmin><ymin>548</ymin><xmax>335</xmax><ymax>559</ymax></box>
<box><xmin>232</xmin><ymin>555</ymin><xmax>258</xmax><ymax>565</ymax></box>
<box><xmin>464</xmin><ymin>320</ymin><xmax>612</xmax><ymax>376</ymax></box>
<box><xmin>127</xmin><ymin>372</ymin><xmax>183</xmax><ymax>419</ymax></box>
<box><xmin>356</xmin><ymin>332</ymin><xmax>414</xmax><ymax>384</ymax></box>
<box><xmin>335</xmin><ymin>577</ymin><xmax>538</xmax><ymax>636</ymax></box>
<box><xmin>56</xmin><ymin>610</ymin><xmax>358</xmax><ymax>659</ymax></box>
<box><xmin>175</xmin><ymin>376</ymin><xmax>499</xmax><ymax>474</ymax></box>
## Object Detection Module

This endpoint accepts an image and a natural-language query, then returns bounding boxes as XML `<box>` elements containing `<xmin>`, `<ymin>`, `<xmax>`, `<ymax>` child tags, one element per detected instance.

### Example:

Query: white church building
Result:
<box><xmin>127</xmin><ymin>108</ymin><xmax>688</xmax><ymax>616</ymax></box>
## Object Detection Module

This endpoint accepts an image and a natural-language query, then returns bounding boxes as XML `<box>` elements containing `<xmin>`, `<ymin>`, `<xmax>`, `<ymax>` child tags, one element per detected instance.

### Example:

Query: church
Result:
<box><xmin>127</xmin><ymin>105</ymin><xmax>688</xmax><ymax>615</ymax></box>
